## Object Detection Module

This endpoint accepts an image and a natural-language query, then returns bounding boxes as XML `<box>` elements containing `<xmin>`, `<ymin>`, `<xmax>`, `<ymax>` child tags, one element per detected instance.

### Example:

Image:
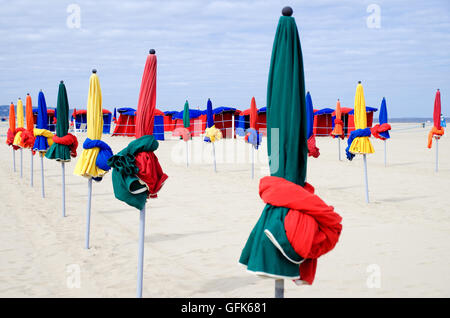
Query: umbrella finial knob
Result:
<box><xmin>338</xmin><ymin>98</ymin><xmax>340</xmax><ymax>101</ymax></box>
<box><xmin>437</xmin><ymin>88</ymin><xmax>440</xmax><ymax>91</ymax></box>
<box><xmin>60</xmin><ymin>80</ymin><xmax>64</xmax><ymax>83</ymax></box>
<box><xmin>282</xmin><ymin>6</ymin><xmax>293</xmax><ymax>16</ymax></box>
<box><xmin>358</xmin><ymin>81</ymin><xmax>361</xmax><ymax>84</ymax></box>
<box><xmin>149</xmin><ymin>49</ymin><xmax>156</xmax><ymax>54</ymax></box>
<box><xmin>27</xmin><ymin>93</ymin><xmax>29</xmax><ymax>95</ymax></box>
<box><xmin>92</xmin><ymin>69</ymin><xmax>97</xmax><ymax>74</ymax></box>
<box><xmin>40</xmin><ymin>89</ymin><xmax>43</xmax><ymax>92</ymax></box>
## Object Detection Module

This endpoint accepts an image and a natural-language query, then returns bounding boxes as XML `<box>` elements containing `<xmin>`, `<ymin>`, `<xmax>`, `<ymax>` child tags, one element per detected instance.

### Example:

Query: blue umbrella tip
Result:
<box><xmin>92</xmin><ymin>69</ymin><xmax>97</xmax><ymax>74</ymax></box>
<box><xmin>282</xmin><ymin>6</ymin><xmax>293</xmax><ymax>16</ymax></box>
<box><xmin>149</xmin><ymin>49</ymin><xmax>155</xmax><ymax>54</ymax></box>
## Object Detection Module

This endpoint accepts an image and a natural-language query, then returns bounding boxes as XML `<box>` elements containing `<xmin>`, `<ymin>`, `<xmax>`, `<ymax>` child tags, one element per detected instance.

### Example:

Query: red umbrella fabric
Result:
<box><xmin>250</xmin><ymin>96</ymin><xmax>257</xmax><ymax>129</ymax></box>
<box><xmin>135</xmin><ymin>53</ymin><xmax>157</xmax><ymax>138</ymax></box>
<box><xmin>428</xmin><ymin>89</ymin><xmax>444</xmax><ymax>148</ymax></box>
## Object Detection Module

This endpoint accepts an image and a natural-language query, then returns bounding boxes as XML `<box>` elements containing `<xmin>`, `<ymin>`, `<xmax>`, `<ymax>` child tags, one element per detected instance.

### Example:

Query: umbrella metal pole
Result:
<box><xmin>40</xmin><ymin>153</ymin><xmax>45</xmax><ymax>198</ymax></box>
<box><xmin>62</xmin><ymin>162</ymin><xmax>66</xmax><ymax>217</ymax></box>
<box><xmin>363</xmin><ymin>154</ymin><xmax>369</xmax><ymax>203</ymax></box>
<box><xmin>338</xmin><ymin>138</ymin><xmax>341</xmax><ymax>161</ymax></box>
<box><xmin>212</xmin><ymin>143</ymin><xmax>217</xmax><ymax>172</ymax></box>
<box><xmin>251</xmin><ymin>145</ymin><xmax>254</xmax><ymax>179</ymax></box>
<box><xmin>12</xmin><ymin>148</ymin><xmax>16</xmax><ymax>172</ymax></box>
<box><xmin>20</xmin><ymin>148</ymin><xmax>23</xmax><ymax>178</ymax></box>
<box><xmin>384</xmin><ymin>140</ymin><xmax>387</xmax><ymax>167</ymax></box>
<box><xmin>85</xmin><ymin>178</ymin><xmax>92</xmax><ymax>249</ymax></box>
<box><xmin>435</xmin><ymin>137</ymin><xmax>439</xmax><ymax>172</ymax></box>
<box><xmin>186</xmin><ymin>141</ymin><xmax>189</xmax><ymax>168</ymax></box>
<box><xmin>137</xmin><ymin>204</ymin><xmax>146</xmax><ymax>298</ymax></box>
<box><xmin>30</xmin><ymin>150</ymin><xmax>34</xmax><ymax>187</ymax></box>
<box><xmin>275</xmin><ymin>279</ymin><xmax>284</xmax><ymax>298</ymax></box>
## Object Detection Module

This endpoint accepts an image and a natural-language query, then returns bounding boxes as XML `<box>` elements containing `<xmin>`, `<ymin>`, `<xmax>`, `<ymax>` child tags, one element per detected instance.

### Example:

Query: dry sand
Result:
<box><xmin>0</xmin><ymin>122</ymin><xmax>449</xmax><ymax>298</ymax></box>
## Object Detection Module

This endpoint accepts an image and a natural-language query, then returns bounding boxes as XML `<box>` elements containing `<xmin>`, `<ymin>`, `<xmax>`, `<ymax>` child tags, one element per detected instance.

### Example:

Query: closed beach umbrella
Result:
<box><xmin>183</xmin><ymin>100</ymin><xmax>190</xmax><ymax>128</ymax></box>
<box><xmin>46</xmin><ymin>81</ymin><xmax>79</xmax><ymax>217</ymax></box>
<box><xmin>107</xmin><ymin>50</ymin><xmax>168</xmax><ymax>297</ymax></box>
<box><xmin>74</xmin><ymin>69</ymin><xmax>113</xmax><ymax>248</ymax></box>
<box><xmin>345</xmin><ymin>81</ymin><xmax>374</xmax><ymax>203</ymax></box>
<box><xmin>239</xmin><ymin>7</ymin><xmax>342</xmax><ymax>297</ymax></box>
<box><xmin>305</xmin><ymin>91</ymin><xmax>319</xmax><ymax>158</ymax></box>
<box><xmin>206</xmin><ymin>98</ymin><xmax>214</xmax><ymax>128</ymax></box>
<box><xmin>13</xmin><ymin>98</ymin><xmax>24</xmax><ymax>178</ymax></box>
<box><xmin>6</xmin><ymin>102</ymin><xmax>17</xmax><ymax>171</ymax></box>
<box><xmin>245</xmin><ymin>97</ymin><xmax>261</xmax><ymax>178</ymax></box>
<box><xmin>182</xmin><ymin>100</ymin><xmax>191</xmax><ymax>167</ymax></box>
<box><xmin>331</xmin><ymin>99</ymin><xmax>344</xmax><ymax>160</ymax></box>
<box><xmin>370</xmin><ymin>97</ymin><xmax>391</xmax><ymax>166</ymax></box>
<box><xmin>250</xmin><ymin>96</ymin><xmax>257</xmax><ymax>129</ymax></box>
<box><xmin>33</xmin><ymin>91</ymin><xmax>54</xmax><ymax>198</ymax></box>
<box><xmin>428</xmin><ymin>89</ymin><xmax>444</xmax><ymax>171</ymax></box>
<box><xmin>204</xmin><ymin>98</ymin><xmax>222</xmax><ymax>172</ymax></box>
<box><xmin>21</xmin><ymin>94</ymin><xmax>37</xmax><ymax>186</ymax></box>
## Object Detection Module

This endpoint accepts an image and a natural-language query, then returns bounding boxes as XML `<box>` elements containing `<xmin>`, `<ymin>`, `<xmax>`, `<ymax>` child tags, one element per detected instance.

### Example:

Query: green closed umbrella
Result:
<box><xmin>183</xmin><ymin>100</ymin><xmax>190</xmax><ymax>128</ymax></box>
<box><xmin>46</xmin><ymin>81</ymin><xmax>71</xmax><ymax>161</ymax></box>
<box><xmin>182</xmin><ymin>100</ymin><xmax>190</xmax><ymax>167</ymax></box>
<box><xmin>239</xmin><ymin>6</ymin><xmax>308</xmax><ymax>297</ymax></box>
<box><xmin>46</xmin><ymin>81</ymin><xmax>78</xmax><ymax>217</ymax></box>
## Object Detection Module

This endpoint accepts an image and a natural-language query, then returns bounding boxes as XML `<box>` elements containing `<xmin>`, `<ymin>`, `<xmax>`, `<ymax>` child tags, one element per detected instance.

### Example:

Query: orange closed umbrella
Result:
<box><xmin>331</xmin><ymin>99</ymin><xmax>344</xmax><ymax>160</ymax></box>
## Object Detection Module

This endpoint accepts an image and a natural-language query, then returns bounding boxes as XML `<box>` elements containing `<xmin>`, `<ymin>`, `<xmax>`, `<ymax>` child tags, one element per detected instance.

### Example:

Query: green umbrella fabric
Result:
<box><xmin>183</xmin><ymin>100</ymin><xmax>190</xmax><ymax>128</ymax></box>
<box><xmin>46</xmin><ymin>81</ymin><xmax>72</xmax><ymax>161</ymax></box>
<box><xmin>239</xmin><ymin>12</ymin><xmax>308</xmax><ymax>279</ymax></box>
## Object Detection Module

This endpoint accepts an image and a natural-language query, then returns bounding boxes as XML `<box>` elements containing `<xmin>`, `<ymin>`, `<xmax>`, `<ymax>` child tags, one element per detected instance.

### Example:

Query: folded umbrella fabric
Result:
<box><xmin>307</xmin><ymin>135</ymin><xmax>320</xmax><ymax>158</ymax></box>
<box><xmin>82</xmin><ymin>138</ymin><xmax>114</xmax><ymax>171</ymax></box>
<box><xmin>345</xmin><ymin>128</ymin><xmax>372</xmax><ymax>160</ymax></box>
<box><xmin>107</xmin><ymin>135</ymin><xmax>168</xmax><ymax>210</ymax></box>
<box><xmin>371</xmin><ymin>123</ymin><xmax>391</xmax><ymax>140</ymax></box>
<box><xmin>259</xmin><ymin>176</ymin><xmax>342</xmax><ymax>285</ymax></box>
<box><xmin>245</xmin><ymin>128</ymin><xmax>261</xmax><ymax>149</ymax></box>
<box><xmin>427</xmin><ymin>126</ymin><xmax>445</xmax><ymax>148</ymax></box>
<box><xmin>52</xmin><ymin>134</ymin><xmax>78</xmax><ymax>158</ymax></box>
<box><xmin>33</xmin><ymin>128</ymin><xmax>54</xmax><ymax>153</ymax></box>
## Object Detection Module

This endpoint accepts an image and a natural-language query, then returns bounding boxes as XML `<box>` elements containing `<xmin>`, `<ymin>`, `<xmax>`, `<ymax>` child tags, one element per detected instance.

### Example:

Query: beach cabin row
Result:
<box><xmin>103</xmin><ymin>104</ymin><xmax>377</xmax><ymax>140</ymax></box>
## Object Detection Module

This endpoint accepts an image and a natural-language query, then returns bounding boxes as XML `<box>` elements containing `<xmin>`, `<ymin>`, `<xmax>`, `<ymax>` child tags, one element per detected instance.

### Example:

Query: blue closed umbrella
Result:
<box><xmin>206</xmin><ymin>98</ymin><xmax>214</xmax><ymax>128</ymax></box>
<box><xmin>33</xmin><ymin>91</ymin><xmax>50</xmax><ymax>152</ymax></box>
<box><xmin>306</xmin><ymin>91</ymin><xmax>314</xmax><ymax>139</ymax></box>
<box><xmin>378</xmin><ymin>97</ymin><xmax>390</xmax><ymax>139</ymax></box>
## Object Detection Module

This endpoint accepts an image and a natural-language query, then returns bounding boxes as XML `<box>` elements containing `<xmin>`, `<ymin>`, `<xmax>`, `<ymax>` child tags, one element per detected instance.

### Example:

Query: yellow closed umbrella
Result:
<box><xmin>74</xmin><ymin>69</ymin><xmax>113</xmax><ymax>249</ymax></box>
<box><xmin>13</xmin><ymin>98</ymin><xmax>24</xmax><ymax>178</ymax></box>
<box><xmin>74</xmin><ymin>70</ymin><xmax>107</xmax><ymax>179</ymax></box>
<box><xmin>345</xmin><ymin>81</ymin><xmax>374</xmax><ymax>203</ymax></box>
<box><xmin>349</xmin><ymin>82</ymin><xmax>374</xmax><ymax>155</ymax></box>
<box><xmin>13</xmin><ymin>98</ymin><xmax>24</xmax><ymax>146</ymax></box>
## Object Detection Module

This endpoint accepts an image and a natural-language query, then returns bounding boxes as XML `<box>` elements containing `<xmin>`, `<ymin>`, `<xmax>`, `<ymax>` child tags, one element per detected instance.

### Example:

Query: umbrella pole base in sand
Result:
<box><xmin>363</xmin><ymin>154</ymin><xmax>369</xmax><ymax>203</ymax></box>
<box><xmin>30</xmin><ymin>150</ymin><xmax>34</xmax><ymax>187</ymax></box>
<box><xmin>137</xmin><ymin>204</ymin><xmax>146</xmax><ymax>298</ymax></box>
<box><xmin>40</xmin><ymin>153</ymin><xmax>45</xmax><ymax>198</ymax></box>
<box><xmin>62</xmin><ymin>162</ymin><xmax>66</xmax><ymax>217</ymax></box>
<box><xmin>275</xmin><ymin>279</ymin><xmax>284</xmax><ymax>298</ymax></box>
<box><xmin>85</xmin><ymin>178</ymin><xmax>93</xmax><ymax>249</ymax></box>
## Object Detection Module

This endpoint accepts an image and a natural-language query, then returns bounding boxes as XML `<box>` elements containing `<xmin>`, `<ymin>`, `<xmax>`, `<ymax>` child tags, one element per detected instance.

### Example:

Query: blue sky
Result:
<box><xmin>0</xmin><ymin>0</ymin><xmax>449</xmax><ymax>117</ymax></box>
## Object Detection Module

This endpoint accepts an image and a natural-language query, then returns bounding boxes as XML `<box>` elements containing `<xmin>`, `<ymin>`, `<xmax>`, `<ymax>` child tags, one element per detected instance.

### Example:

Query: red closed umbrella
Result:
<box><xmin>135</xmin><ymin>52</ymin><xmax>157</xmax><ymax>138</ymax></box>
<box><xmin>428</xmin><ymin>89</ymin><xmax>444</xmax><ymax>171</ymax></box>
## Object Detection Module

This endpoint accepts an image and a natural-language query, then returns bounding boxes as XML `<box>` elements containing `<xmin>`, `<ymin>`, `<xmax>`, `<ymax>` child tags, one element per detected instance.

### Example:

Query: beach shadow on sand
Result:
<box><xmin>380</xmin><ymin>195</ymin><xmax>429</xmax><ymax>203</ymax></box>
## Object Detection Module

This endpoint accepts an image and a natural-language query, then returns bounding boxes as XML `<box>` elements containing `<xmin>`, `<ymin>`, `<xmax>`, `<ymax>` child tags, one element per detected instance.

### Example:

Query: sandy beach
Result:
<box><xmin>0</xmin><ymin>122</ymin><xmax>449</xmax><ymax>298</ymax></box>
